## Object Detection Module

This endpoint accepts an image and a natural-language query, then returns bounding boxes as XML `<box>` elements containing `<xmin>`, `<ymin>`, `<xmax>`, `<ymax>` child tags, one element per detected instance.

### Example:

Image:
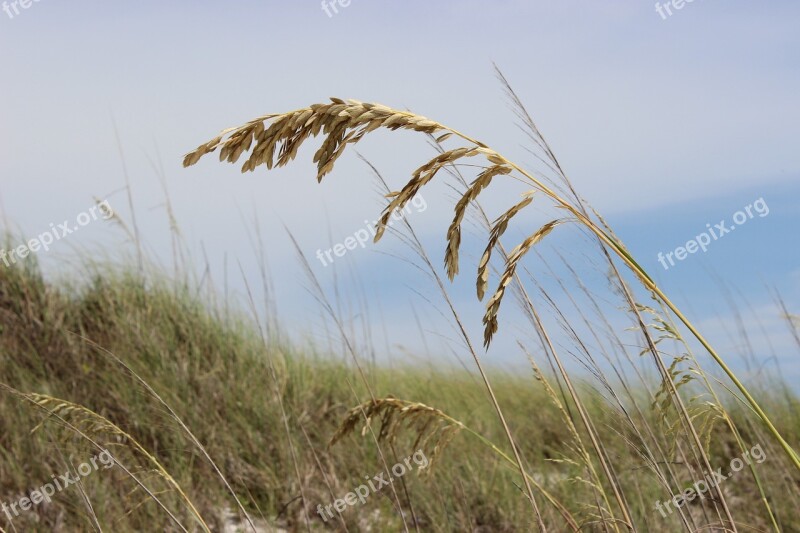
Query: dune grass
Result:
<box><xmin>2</xmin><ymin>78</ymin><xmax>799</xmax><ymax>531</ymax></box>
<box><xmin>0</xmin><ymin>232</ymin><xmax>798</xmax><ymax>531</ymax></box>
<box><xmin>177</xmin><ymin>82</ymin><xmax>800</xmax><ymax>529</ymax></box>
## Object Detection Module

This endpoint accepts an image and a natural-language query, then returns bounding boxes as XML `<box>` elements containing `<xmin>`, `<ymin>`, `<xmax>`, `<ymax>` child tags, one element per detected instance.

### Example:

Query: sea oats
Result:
<box><xmin>374</xmin><ymin>147</ymin><xmax>481</xmax><ymax>242</ymax></box>
<box><xmin>476</xmin><ymin>194</ymin><xmax>535</xmax><ymax>301</ymax></box>
<box><xmin>482</xmin><ymin>219</ymin><xmax>566</xmax><ymax>347</ymax></box>
<box><xmin>10</xmin><ymin>391</ymin><xmax>209</xmax><ymax>532</ymax></box>
<box><xmin>329</xmin><ymin>397</ymin><xmax>463</xmax><ymax>474</ymax></box>
<box><xmin>445</xmin><ymin>164</ymin><xmax>513</xmax><ymax>280</ymax></box>
<box><xmin>184</xmin><ymin>101</ymin><xmax>573</xmax><ymax>350</ymax></box>
<box><xmin>183</xmin><ymin>101</ymin><xmax>800</xmax><ymax>481</ymax></box>
<box><xmin>184</xmin><ymin>100</ymin><xmax>446</xmax><ymax>184</ymax></box>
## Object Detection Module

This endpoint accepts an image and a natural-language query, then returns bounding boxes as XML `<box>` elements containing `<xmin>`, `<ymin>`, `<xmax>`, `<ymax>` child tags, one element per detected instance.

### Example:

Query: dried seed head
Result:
<box><xmin>483</xmin><ymin>219</ymin><xmax>566</xmax><ymax>347</ymax></box>
<box><xmin>476</xmin><ymin>194</ymin><xmax>535</xmax><ymax>301</ymax></box>
<box><xmin>329</xmin><ymin>397</ymin><xmax>463</xmax><ymax>474</ymax></box>
<box><xmin>445</xmin><ymin>164</ymin><xmax>513</xmax><ymax>280</ymax></box>
<box><xmin>374</xmin><ymin>147</ymin><xmax>481</xmax><ymax>242</ymax></box>
<box><xmin>183</xmin><ymin>99</ymin><xmax>447</xmax><ymax>182</ymax></box>
<box><xmin>184</xmin><ymin>100</ymin><xmax>567</xmax><ymax>350</ymax></box>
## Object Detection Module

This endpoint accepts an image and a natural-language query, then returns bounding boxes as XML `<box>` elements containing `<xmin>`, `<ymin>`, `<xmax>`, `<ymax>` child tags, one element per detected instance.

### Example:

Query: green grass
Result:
<box><xmin>1</xmin><ymin>256</ymin><xmax>799</xmax><ymax>532</ymax></box>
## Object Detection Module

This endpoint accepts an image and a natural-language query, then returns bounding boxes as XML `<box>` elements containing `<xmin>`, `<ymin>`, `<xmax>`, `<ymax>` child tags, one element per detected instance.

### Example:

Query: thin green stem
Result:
<box><xmin>436</xmin><ymin>121</ymin><xmax>800</xmax><ymax>474</ymax></box>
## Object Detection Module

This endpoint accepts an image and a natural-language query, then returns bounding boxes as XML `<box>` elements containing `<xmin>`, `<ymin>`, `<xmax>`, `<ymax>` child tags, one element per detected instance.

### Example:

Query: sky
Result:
<box><xmin>1</xmin><ymin>1</ymin><xmax>798</xmax><ymax>381</ymax></box>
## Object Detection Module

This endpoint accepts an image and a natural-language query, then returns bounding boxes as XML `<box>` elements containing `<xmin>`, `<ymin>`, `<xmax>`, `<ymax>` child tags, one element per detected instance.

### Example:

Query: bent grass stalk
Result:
<box><xmin>0</xmin><ymin>384</ymin><xmax>203</xmax><ymax>532</ymax></box>
<box><xmin>361</xmin><ymin>157</ymin><xmax>550</xmax><ymax>528</ymax></box>
<box><xmin>330</xmin><ymin>397</ymin><xmax>580</xmax><ymax>530</ymax></box>
<box><xmin>73</xmin><ymin>333</ymin><xmax>259</xmax><ymax>532</ymax></box>
<box><xmin>182</xmin><ymin>99</ymin><xmax>800</xmax><ymax>481</ymax></box>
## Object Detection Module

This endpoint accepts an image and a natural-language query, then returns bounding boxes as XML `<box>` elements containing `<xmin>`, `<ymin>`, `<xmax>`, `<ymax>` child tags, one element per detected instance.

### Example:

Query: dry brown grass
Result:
<box><xmin>183</xmin><ymin>96</ymin><xmax>800</xmax><ymax>531</ymax></box>
<box><xmin>183</xmin><ymin>99</ymin><xmax>568</xmax><ymax>350</ymax></box>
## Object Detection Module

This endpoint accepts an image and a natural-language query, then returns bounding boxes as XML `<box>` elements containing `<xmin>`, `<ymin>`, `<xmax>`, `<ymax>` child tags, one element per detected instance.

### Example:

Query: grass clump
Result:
<box><xmin>1</xmin><ymin>77</ymin><xmax>798</xmax><ymax>531</ymax></box>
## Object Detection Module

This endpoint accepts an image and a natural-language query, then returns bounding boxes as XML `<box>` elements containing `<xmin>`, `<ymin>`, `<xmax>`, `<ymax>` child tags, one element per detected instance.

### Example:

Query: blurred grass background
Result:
<box><xmin>0</xmin><ymin>251</ymin><xmax>798</xmax><ymax>531</ymax></box>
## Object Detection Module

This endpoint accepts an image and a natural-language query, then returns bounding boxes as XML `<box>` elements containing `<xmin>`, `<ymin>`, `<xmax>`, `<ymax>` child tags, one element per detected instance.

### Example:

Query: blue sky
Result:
<box><xmin>1</xmin><ymin>1</ymin><xmax>798</xmax><ymax>380</ymax></box>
